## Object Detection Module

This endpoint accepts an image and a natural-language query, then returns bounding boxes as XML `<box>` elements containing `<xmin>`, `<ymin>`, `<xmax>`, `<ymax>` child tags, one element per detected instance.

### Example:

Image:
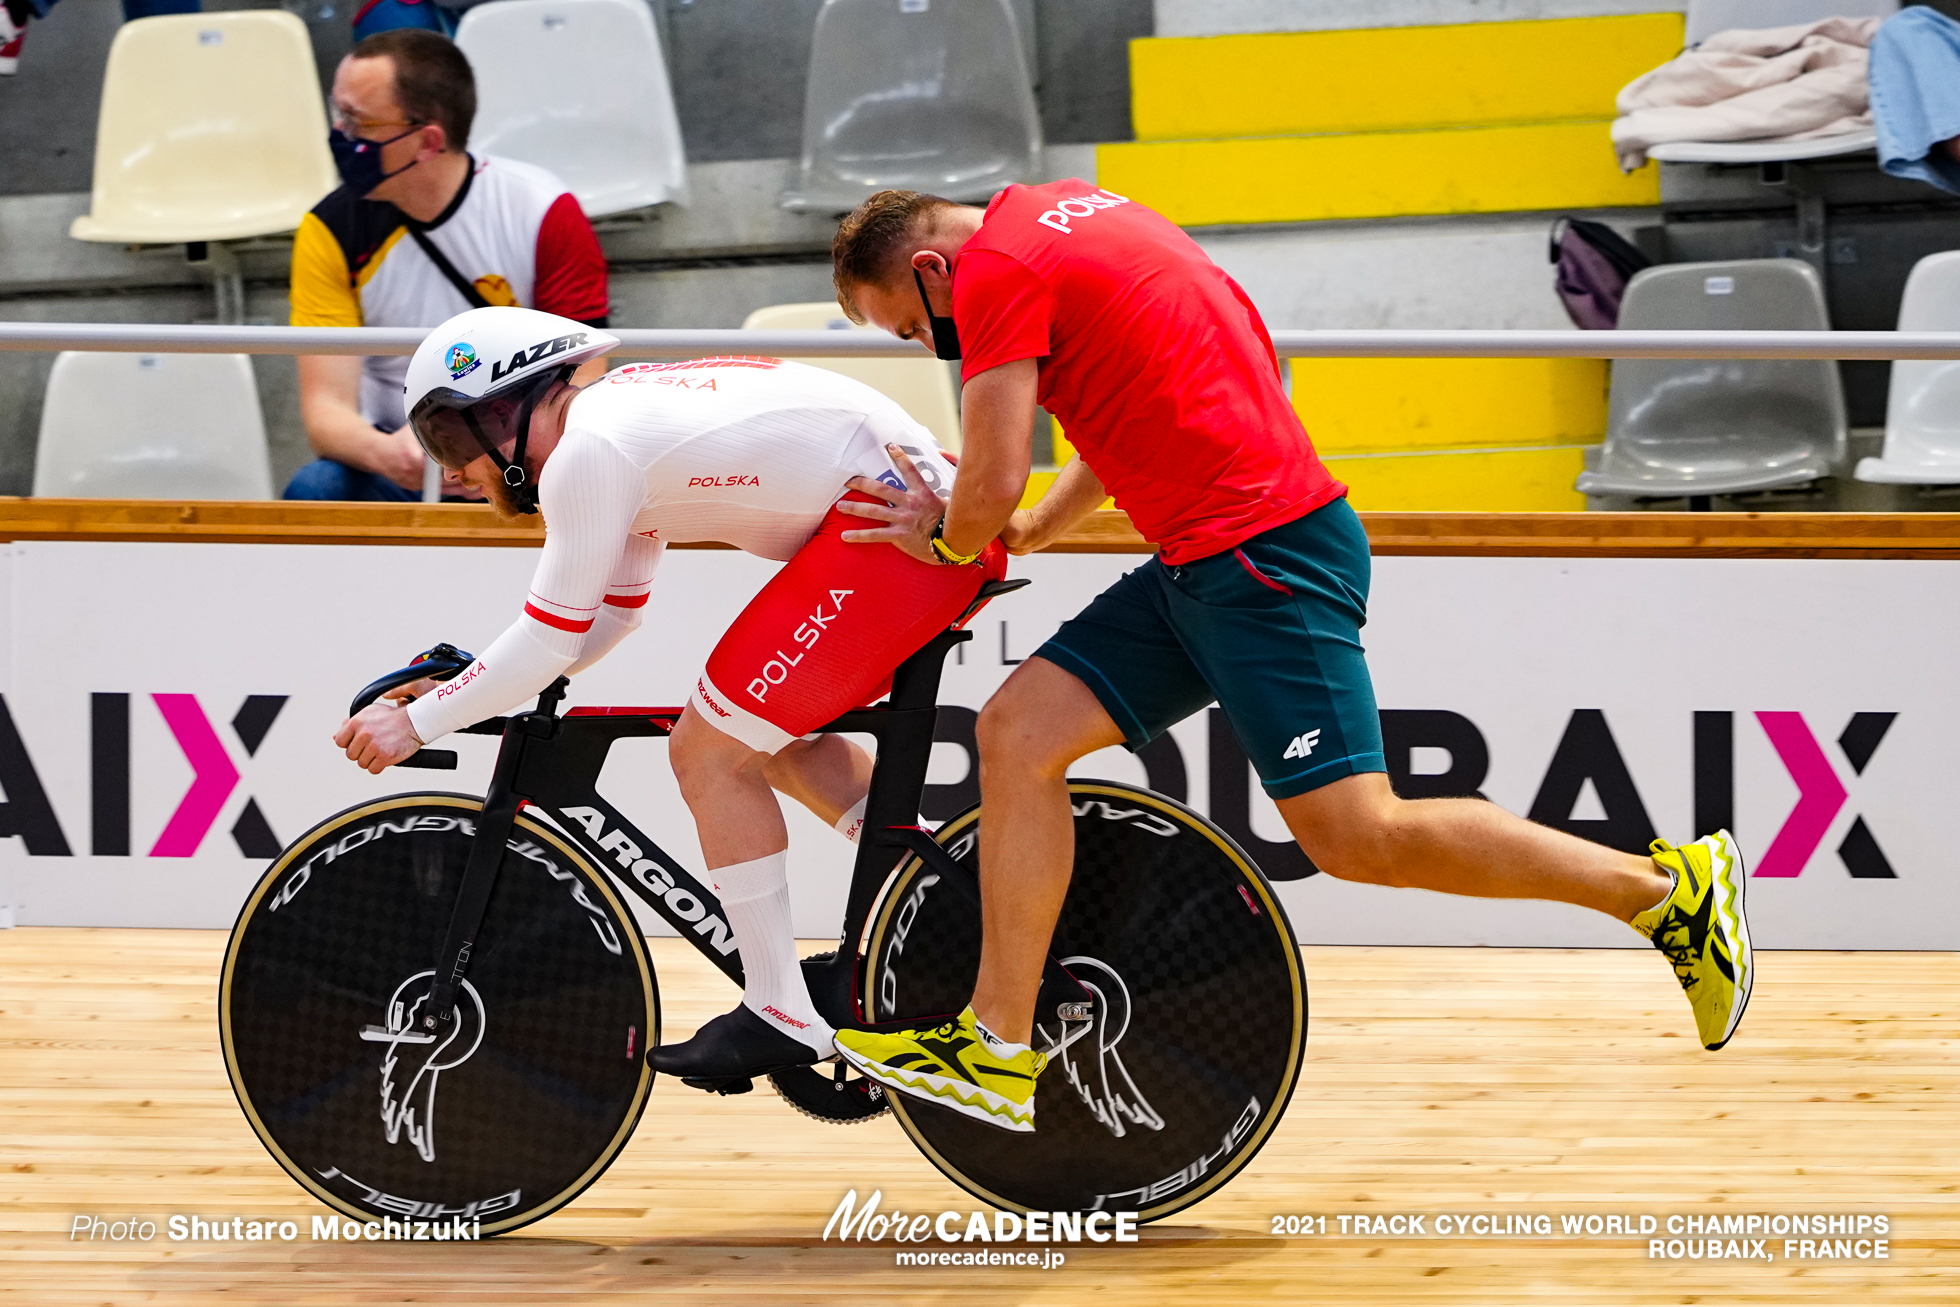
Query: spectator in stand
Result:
<box><xmin>287</xmin><ymin>28</ymin><xmax>609</xmax><ymax>500</ymax></box>
<box><xmin>0</xmin><ymin>0</ymin><xmax>29</xmax><ymax>75</ymax></box>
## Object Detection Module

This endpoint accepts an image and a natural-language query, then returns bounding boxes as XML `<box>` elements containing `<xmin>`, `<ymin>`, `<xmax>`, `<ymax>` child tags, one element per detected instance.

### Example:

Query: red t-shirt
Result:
<box><xmin>953</xmin><ymin>181</ymin><xmax>1344</xmax><ymax>565</ymax></box>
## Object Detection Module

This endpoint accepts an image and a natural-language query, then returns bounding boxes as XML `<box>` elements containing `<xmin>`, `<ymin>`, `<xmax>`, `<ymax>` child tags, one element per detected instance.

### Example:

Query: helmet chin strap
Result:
<box><xmin>459</xmin><ymin>366</ymin><xmax>573</xmax><ymax>516</ymax></box>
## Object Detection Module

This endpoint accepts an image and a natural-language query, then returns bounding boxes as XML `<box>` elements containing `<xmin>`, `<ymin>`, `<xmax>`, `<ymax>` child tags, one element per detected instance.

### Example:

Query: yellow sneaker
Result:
<box><xmin>833</xmin><ymin>1007</ymin><xmax>1046</xmax><ymax>1133</ymax></box>
<box><xmin>1633</xmin><ymin>830</ymin><xmax>1754</xmax><ymax>1050</ymax></box>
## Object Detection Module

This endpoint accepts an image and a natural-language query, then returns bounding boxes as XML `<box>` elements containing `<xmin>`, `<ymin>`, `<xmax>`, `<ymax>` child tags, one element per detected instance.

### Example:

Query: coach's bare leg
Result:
<box><xmin>969</xmin><ymin>656</ymin><xmax>1126</xmax><ymax>1044</ymax></box>
<box><xmin>1278</xmin><ymin>773</ymin><xmax>1671</xmax><ymax>922</ymax></box>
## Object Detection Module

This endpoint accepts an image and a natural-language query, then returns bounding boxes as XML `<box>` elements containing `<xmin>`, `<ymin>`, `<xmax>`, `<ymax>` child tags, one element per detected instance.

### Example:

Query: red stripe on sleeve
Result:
<box><xmin>532</xmin><ymin>192</ymin><xmax>610</xmax><ymax>323</ymax></box>
<box><xmin>525</xmin><ymin>601</ymin><xmax>595</xmax><ymax>634</ymax></box>
<box><xmin>604</xmin><ymin>591</ymin><xmax>650</xmax><ymax>609</ymax></box>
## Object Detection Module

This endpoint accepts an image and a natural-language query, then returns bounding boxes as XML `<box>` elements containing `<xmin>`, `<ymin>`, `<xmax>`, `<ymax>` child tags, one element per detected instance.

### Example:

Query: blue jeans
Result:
<box><xmin>283</xmin><ymin>459</ymin><xmax>422</xmax><ymax>502</ymax></box>
<box><xmin>1872</xmin><ymin>7</ymin><xmax>1960</xmax><ymax>196</ymax></box>
<box><xmin>351</xmin><ymin>0</ymin><xmax>455</xmax><ymax>41</ymax></box>
<box><xmin>121</xmin><ymin>1</ymin><xmax>200</xmax><ymax>18</ymax></box>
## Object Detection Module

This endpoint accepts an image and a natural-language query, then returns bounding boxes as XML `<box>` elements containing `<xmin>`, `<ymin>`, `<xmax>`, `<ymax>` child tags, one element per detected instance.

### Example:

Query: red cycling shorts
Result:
<box><xmin>690</xmin><ymin>496</ymin><xmax>1008</xmax><ymax>753</ymax></box>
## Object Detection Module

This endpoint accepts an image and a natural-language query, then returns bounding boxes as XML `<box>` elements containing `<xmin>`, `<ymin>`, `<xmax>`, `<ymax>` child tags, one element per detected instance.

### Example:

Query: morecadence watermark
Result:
<box><xmin>822</xmin><ymin>1190</ymin><xmax>1138</xmax><ymax>1271</ymax></box>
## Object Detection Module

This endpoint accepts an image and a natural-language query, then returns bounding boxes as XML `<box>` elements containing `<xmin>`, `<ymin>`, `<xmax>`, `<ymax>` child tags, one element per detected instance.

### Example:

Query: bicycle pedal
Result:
<box><xmin>679</xmin><ymin>1075</ymin><xmax>754</xmax><ymax>1096</ymax></box>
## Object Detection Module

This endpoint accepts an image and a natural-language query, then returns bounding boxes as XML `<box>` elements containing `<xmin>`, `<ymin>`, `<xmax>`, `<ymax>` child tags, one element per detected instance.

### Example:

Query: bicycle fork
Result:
<box><xmin>366</xmin><ymin>677</ymin><xmax>571</xmax><ymax>1043</ymax></box>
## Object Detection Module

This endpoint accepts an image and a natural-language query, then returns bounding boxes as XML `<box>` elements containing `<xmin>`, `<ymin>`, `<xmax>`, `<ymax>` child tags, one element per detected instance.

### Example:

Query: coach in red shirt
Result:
<box><xmin>825</xmin><ymin>184</ymin><xmax>1750</xmax><ymax>1128</ymax></box>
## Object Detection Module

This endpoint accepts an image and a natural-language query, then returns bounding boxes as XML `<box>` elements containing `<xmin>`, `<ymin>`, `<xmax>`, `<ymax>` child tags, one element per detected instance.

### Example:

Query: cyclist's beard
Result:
<box><xmin>480</xmin><ymin>470</ymin><xmax>530</xmax><ymax>523</ymax></box>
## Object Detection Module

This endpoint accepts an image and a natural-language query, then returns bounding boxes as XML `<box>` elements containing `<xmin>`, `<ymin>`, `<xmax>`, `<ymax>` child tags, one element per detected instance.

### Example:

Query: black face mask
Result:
<box><xmin>329</xmin><ymin>126</ymin><xmax>421</xmax><ymax>196</ymax></box>
<box><xmin>913</xmin><ymin>268</ymin><xmax>961</xmax><ymax>361</ymax></box>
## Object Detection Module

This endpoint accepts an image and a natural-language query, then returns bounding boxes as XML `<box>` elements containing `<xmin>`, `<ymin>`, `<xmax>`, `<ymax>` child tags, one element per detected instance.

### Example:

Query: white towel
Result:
<box><xmin>1612</xmin><ymin>16</ymin><xmax>1882</xmax><ymax>170</ymax></box>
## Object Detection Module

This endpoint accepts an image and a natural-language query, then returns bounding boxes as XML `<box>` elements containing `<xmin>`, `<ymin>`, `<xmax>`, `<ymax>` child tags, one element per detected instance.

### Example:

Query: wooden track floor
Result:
<box><xmin>2</xmin><ymin>928</ymin><xmax>1953</xmax><ymax>1304</ymax></box>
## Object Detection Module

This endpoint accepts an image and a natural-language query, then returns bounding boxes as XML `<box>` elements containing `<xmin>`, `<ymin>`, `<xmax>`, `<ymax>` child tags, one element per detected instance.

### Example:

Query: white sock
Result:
<box><xmin>970</xmin><ymin>1010</ymin><xmax>1030</xmax><ymax>1058</ymax></box>
<box><xmin>712</xmin><ymin>852</ymin><xmax>835</xmax><ymax>1053</ymax></box>
<box><xmin>834</xmin><ymin>797</ymin><xmax>867</xmax><ymax>844</ymax></box>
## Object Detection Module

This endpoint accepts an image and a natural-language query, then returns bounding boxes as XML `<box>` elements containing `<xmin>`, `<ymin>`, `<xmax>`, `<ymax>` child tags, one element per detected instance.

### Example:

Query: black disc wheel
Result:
<box><xmin>221</xmin><ymin>794</ymin><xmax>658</xmax><ymax>1235</ymax></box>
<box><xmin>863</xmin><ymin>781</ymin><xmax>1305</xmax><ymax>1223</ymax></box>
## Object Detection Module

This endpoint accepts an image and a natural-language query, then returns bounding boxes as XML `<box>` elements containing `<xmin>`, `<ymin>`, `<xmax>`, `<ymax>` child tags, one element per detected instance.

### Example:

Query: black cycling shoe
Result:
<box><xmin>650</xmin><ymin>1004</ymin><xmax>826</xmax><ymax>1094</ymax></box>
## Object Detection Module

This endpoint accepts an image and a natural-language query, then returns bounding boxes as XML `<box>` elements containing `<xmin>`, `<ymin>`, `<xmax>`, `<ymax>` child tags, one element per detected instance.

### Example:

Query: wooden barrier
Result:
<box><xmin>7</xmin><ymin>499</ymin><xmax>1960</xmax><ymax>558</ymax></box>
<box><xmin>11</xmin><ymin>497</ymin><xmax>1960</xmax><ymax>560</ymax></box>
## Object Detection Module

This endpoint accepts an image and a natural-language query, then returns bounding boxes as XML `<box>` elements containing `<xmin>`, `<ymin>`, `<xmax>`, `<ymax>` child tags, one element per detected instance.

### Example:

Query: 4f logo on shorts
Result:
<box><xmin>1283</xmin><ymin>729</ymin><xmax>1321</xmax><ymax>761</ymax></box>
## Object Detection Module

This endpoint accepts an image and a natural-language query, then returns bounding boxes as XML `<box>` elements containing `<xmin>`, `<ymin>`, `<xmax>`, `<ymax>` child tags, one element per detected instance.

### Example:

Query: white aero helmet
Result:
<box><xmin>405</xmin><ymin>306</ymin><xmax>618</xmax><ymax>513</ymax></box>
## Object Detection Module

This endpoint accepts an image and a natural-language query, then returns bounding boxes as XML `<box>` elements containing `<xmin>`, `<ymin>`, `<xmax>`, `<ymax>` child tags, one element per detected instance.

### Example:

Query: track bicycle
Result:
<box><xmin>220</xmin><ymin>580</ymin><xmax>1307</xmax><ymax>1233</ymax></box>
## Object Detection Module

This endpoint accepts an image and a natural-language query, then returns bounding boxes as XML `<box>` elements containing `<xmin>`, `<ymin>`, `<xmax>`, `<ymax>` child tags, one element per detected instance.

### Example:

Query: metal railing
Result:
<box><xmin>4</xmin><ymin>323</ymin><xmax>1960</xmax><ymax>360</ymax></box>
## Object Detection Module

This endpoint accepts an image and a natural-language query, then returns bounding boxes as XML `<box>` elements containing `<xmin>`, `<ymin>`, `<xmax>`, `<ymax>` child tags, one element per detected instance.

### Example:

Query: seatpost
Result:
<box><xmin>885</xmin><ymin>628</ymin><xmax>969</xmax><ymax>710</ymax></box>
<box><xmin>821</xmin><ymin>631</ymin><xmax>971</xmax><ymax>959</ymax></box>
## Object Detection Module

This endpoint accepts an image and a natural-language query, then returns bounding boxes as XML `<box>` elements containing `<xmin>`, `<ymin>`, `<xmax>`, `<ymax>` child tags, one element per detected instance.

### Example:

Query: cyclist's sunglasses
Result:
<box><xmin>408</xmin><ymin>372</ymin><xmax>559</xmax><ymax>472</ymax></box>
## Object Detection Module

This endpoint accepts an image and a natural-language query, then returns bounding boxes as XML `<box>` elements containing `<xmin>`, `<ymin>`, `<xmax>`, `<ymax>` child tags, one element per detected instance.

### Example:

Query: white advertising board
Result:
<box><xmin>0</xmin><ymin>540</ymin><xmax>1954</xmax><ymax>949</ymax></box>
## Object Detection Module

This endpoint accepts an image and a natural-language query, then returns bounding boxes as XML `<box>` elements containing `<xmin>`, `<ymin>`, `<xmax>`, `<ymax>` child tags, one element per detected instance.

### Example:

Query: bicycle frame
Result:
<box><xmin>364</xmin><ymin>587</ymin><xmax>1083</xmax><ymax>1042</ymax></box>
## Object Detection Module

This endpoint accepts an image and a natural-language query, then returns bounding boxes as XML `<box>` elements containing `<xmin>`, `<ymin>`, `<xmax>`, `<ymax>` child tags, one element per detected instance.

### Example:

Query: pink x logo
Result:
<box><xmin>1752</xmin><ymin>711</ymin><xmax>1894</xmax><ymax>879</ymax></box>
<box><xmin>145</xmin><ymin>694</ymin><xmax>285</xmax><ymax>858</ymax></box>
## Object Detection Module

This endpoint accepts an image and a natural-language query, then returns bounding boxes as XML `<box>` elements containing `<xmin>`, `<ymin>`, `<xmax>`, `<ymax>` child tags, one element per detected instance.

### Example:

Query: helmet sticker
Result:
<box><xmin>444</xmin><ymin>342</ymin><xmax>481</xmax><ymax>380</ymax></box>
<box><xmin>490</xmin><ymin>333</ymin><xmax>591</xmax><ymax>384</ymax></box>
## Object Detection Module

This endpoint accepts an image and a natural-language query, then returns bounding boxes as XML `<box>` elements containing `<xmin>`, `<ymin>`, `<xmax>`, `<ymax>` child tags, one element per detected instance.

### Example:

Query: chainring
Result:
<box><xmin>767</xmin><ymin>1061</ymin><xmax>890</xmax><ymax>1124</ymax></box>
<box><xmin>766</xmin><ymin>951</ymin><xmax>890</xmax><ymax>1124</ymax></box>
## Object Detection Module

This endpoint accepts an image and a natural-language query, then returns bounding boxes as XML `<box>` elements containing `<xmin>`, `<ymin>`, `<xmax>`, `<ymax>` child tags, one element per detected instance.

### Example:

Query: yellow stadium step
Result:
<box><xmin>1026</xmin><ymin>446</ymin><xmax>1588</xmax><ymax>515</ymax></box>
<box><xmin>1325</xmin><ymin>444</ymin><xmax>1591</xmax><ymax>511</ymax></box>
<box><xmin>1097</xmin><ymin>120</ymin><xmax>1656</xmax><ymax>226</ymax></box>
<box><xmin>1293</xmin><ymin>357</ymin><xmax>1608</xmax><ymax>454</ymax></box>
<box><xmin>1020</xmin><ymin>466</ymin><xmax>1113</xmax><ymax>511</ymax></box>
<box><xmin>1131</xmin><ymin>15</ymin><xmax>1685</xmax><ymax>140</ymax></box>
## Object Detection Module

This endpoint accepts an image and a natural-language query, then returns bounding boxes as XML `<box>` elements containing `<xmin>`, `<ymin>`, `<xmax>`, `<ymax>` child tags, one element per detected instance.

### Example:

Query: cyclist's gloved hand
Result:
<box><xmin>332</xmin><ymin>702</ymin><xmax>425</xmax><ymax>775</ymax></box>
<box><xmin>837</xmin><ymin>444</ymin><xmax>948</xmax><ymax>566</ymax></box>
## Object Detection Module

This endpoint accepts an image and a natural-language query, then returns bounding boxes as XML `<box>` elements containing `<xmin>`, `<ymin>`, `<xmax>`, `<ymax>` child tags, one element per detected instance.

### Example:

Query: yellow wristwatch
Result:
<box><xmin>929</xmin><ymin>518</ymin><xmax>983</xmax><ymax>566</ymax></box>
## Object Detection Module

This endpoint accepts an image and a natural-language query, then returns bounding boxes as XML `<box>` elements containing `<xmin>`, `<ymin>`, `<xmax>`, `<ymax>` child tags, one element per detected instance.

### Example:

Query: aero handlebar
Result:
<box><xmin>348</xmin><ymin>643</ymin><xmax>477</xmax><ymax>771</ymax></box>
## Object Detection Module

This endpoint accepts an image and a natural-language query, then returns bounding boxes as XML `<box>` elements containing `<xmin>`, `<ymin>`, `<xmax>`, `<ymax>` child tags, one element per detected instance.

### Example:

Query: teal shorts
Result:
<box><xmin>1035</xmin><ymin>497</ymin><xmax>1385</xmax><ymax>800</ymax></box>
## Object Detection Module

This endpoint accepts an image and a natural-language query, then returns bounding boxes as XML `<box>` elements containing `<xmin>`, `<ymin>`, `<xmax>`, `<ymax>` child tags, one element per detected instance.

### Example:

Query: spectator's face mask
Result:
<box><xmin>913</xmin><ymin>266</ymin><xmax>961</xmax><ymax>361</ymax></box>
<box><xmin>328</xmin><ymin>125</ymin><xmax>423</xmax><ymax>196</ymax></box>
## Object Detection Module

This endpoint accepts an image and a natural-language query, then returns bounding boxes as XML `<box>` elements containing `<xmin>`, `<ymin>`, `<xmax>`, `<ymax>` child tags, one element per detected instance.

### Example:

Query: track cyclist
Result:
<box><xmin>820</xmin><ymin>185</ymin><xmax>1753</xmax><ymax>1134</ymax></box>
<box><xmin>333</xmin><ymin>305</ymin><xmax>1005</xmax><ymax>1087</ymax></box>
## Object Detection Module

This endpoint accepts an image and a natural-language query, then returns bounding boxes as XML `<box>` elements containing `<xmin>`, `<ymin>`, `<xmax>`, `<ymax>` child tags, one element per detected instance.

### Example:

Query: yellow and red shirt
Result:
<box><xmin>290</xmin><ymin>154</ymin><xmax>609</xmax><ymax>431</ymax></box>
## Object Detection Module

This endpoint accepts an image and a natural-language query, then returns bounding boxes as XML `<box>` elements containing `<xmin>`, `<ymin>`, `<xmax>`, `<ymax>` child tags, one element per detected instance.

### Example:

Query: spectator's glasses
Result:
<box><xmin>327</xmin><ymin>100</ymin><xmax>424</xmax><ymax>141</ymax></box>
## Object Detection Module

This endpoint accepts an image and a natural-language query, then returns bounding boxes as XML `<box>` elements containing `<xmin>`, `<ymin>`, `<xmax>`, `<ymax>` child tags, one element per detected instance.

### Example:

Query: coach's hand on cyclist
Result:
<box><xmin>333</xmin><ymin>695</ymin><xmax>426</xmax><ymax>774</ymax></box>
<box><xmin>839</xmin><ymin>444</ymin><xmax>953</xmax><ymax>565</ymax></box>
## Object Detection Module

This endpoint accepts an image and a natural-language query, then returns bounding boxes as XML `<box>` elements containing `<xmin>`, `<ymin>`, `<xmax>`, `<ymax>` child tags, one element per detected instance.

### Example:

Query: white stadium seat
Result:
<box><xmin>1649</xmin><ymin>0</ymin><xmax>1899</xmax><ymax>164</ymax></box>
<box><xmin>70</xmin><ymin>12</ymin><xmax>337</xmax><ymax>245</ymax></box>
<box><xmin>1576</xmin><ymin>259</ymin><xmax>1847</xmax><ymax>499</ymax></box>
<box><xmin>457</xmin><ymin>0</ymin><xmax>690</xmax><ymax>218</ymax></box>
<box><xmin>783</xmin><ymin>0</ymin><xmax>1041</xmax><ymax>213</ymax></box>
<box><xmin>743</xmin><ymin>302</ymin><xmax>963</xmax><ymax>453</ymax></box>
<box><xmin>1683</xmin><ymin>0</ymin><xmax>1899</xmax><ymax>47</ymax></box>
<box><xmin>33</xmin><ymin>353</ymin><xmax>274</xmax><ymax>500</ymax></box>
<box><xmin>1855</xmin><ymin>251</ymin><xmax>1960</xmax><ymax>485</ymax></box>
